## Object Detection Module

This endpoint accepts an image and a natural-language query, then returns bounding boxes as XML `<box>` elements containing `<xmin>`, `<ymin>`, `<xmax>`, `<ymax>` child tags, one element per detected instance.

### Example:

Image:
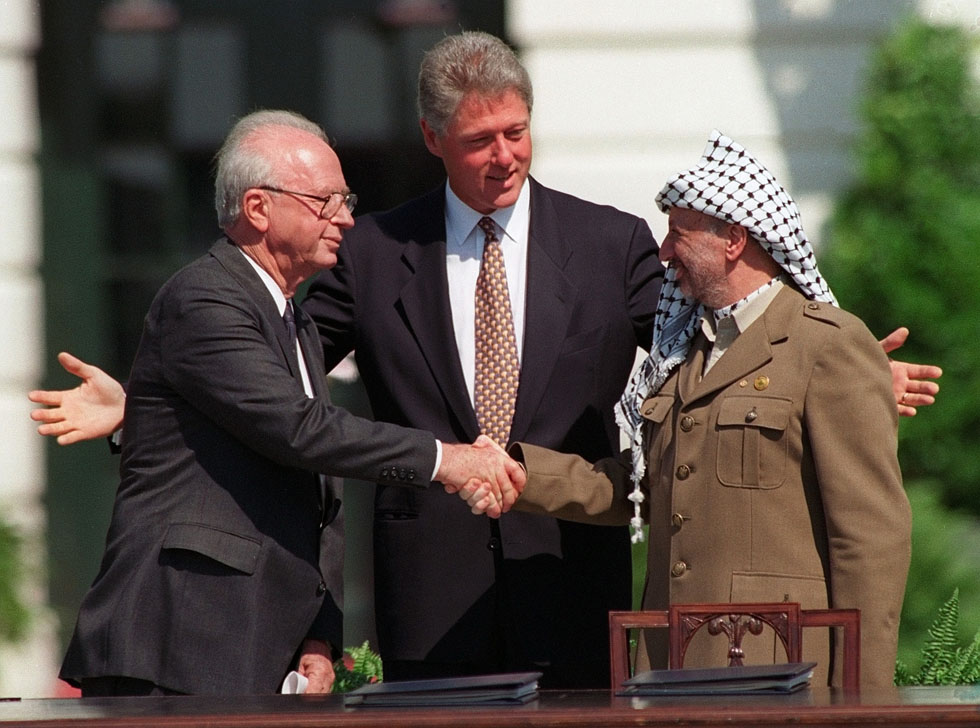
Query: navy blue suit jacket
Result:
<box><xmin>304</xmin><ymin>179</ymin><xmax>663</xmax><ymax>686</ymax></box>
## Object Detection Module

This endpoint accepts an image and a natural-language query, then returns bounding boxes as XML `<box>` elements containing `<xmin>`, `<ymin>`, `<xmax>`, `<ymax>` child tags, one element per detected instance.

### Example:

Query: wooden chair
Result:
<box><xmin>609</xmin><ymin>602</ymin><xmax>860</xmax><ymax>691</ymax></box>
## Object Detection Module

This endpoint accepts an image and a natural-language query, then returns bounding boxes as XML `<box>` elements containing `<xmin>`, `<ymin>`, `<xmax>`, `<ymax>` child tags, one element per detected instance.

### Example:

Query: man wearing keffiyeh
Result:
<box><xmin>464</xmin><ymin>131</ymin><xmax>913</xmax><ymax>688</ymax></box>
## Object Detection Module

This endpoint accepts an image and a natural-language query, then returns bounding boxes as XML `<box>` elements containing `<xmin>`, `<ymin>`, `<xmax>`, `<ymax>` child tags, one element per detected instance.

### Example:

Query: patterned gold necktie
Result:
<box><xmin>474</xmin><ymin>216</ymin><xmax>520</xmax><ymax>446</ymax></box>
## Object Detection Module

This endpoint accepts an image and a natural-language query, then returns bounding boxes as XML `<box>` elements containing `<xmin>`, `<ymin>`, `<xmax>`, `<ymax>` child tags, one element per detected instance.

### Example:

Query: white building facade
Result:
<box><xmin>508</xmin><ymin>0</ymin><xmax>978</xmax><ymax>245</ymax></box>
<box><xmin>5</xmin><ymin>0</ymin><xmax>978</xmax><ymax>699</ymax></box>
<box><xmin>0</xmin><ymin>0</ymin><xmax>60</xmax><ymax>699</ymax></box>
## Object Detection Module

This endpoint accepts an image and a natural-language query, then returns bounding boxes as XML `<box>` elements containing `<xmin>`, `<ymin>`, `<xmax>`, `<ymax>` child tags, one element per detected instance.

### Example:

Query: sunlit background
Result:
<box><xmin>2</xmin><ymin>0</ymin><xmax>978</xmax><ymax>697</ymax></box>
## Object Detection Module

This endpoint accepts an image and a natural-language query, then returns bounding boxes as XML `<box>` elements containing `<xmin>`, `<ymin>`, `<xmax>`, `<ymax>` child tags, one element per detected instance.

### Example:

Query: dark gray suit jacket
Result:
<box><xmin>304</xmin><ymin>178</ymin><xmax>663</xmax><ymax>687</ymax></box>
<box><xmin>60</xmin><ymin>239</ymin><xmax>437</xmax><ymax>695</ymax></box>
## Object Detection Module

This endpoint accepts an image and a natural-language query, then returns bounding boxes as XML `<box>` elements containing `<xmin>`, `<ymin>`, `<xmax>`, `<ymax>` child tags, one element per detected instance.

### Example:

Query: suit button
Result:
<box><xmin>671</xmin><ymin>513</ymin><xmax>685</xmax><ymax>528</ymax></box>
<box><xmin>676</xmin><ymin>464</ymin><xmax>691</xmax><ymax>480</ymax></box>
<box><xmin>406</xmin><ymin>470</ymin><xmax>416</xmax><ymax>481</ymax></box>
<box><xmin>671</xmin><ymin>561</ymin><xmax>687</xmax><ymax>577</ymax></box>
<box><xmin>486</xmin><ymin>537</ymin><xmax>501</xmax><ymax>552</ymax></box>
<box><xmin>398</xmin><ymin>468</ymin><xmax>407</xmax><ymax>480</ymax></box>
<box><xmin>380</xmin><ymin>467</ymin><xmax>389</xmax><ymax>479</ymax></box>
<box><xmin>680</xmin><ymin>416</ymin><xmax>695</xmax><ymax>432</ymax></box>
<box><xmin>316</xmin><ymin>581</ymin><xmax>327</xmax><ymax>596</ymax></box>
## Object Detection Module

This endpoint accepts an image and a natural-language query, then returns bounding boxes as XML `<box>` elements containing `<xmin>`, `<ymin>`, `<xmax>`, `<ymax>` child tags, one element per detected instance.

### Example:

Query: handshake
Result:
<box><xmin>436</xmin><ymin>435</ymin><xmax>525</xmax><ymax>518</ymax></box>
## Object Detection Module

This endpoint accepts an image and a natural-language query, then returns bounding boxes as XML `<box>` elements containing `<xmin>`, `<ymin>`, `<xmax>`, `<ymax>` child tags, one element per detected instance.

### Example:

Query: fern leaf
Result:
<box><xmin>954</xmin><ymin>629</ymin><xmax>980</xmax><ymax>684</ymax></box>
<box><xmin>894</xmin><ymin>659</ymin><xmax>914</xmax><ymax>686</ymax></box>
<box><xmin>920</xmin><ymin>589</ymin><xmax>961</xmax><ymax>684</ymax></box>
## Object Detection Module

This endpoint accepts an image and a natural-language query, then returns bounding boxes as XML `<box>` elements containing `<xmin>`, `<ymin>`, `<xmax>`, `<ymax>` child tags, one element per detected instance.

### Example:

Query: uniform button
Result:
<box><xmin>676</xmin><ymin>464</ymin><xmax>691</xmax><ymax>480</ymax></box>
<box><xmin>671</xmin><ymin>513</ymin><xmax>685</xmax><ymax>528</ymax></box>
<box><xmin>745</xmin><ymin>408</ymin><xmax>758</xmax><ymax>423</ymax></box>
<box><xmin>671</xmin><ymin>561</ymin><xmax>687</xmax><ymax>577</ymax></box>
<box><xmin>316</xmin><ymin>581</ymin><xmax>327</xmax><ymax>596</ymax></box>
<box><xmin>680</xmin><ymin>416</ymin><xmax>695</xmax><ymax>432</ymax></box>
<box><xmin>808</xmin><ymin>302</ymin><xmax>820</xmax><ymax>310</ymax></box>
<box><xmin>486</xmin><ymin>537</ymin><xmax>501</xmax><ymax>552</ymax></box>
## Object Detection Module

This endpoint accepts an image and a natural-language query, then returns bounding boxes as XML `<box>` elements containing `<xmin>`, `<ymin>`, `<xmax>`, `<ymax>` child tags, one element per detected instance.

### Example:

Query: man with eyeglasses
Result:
<box><xmin>53</xmin><ymin>109</ymin><xmax>524</xmax><ymax>697</ymax></box>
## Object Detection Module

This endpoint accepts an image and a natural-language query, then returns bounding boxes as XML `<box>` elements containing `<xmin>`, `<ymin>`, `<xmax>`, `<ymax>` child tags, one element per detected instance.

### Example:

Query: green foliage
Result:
<box><xmin>896</xmin><ymin>590</ymin><xmax>980</xmax><ymax>685</ymax></box>
<box><xmin>898</xmin><ymin>483</ymin><xmax>980</xmax><ymax>668</ymax></box>
<box><xmin>331</xmin><ymin>641</ymin><xmax>384</xmax><ymax>693</ymax></box>
<box><xmin>820</xmin><ymin>16</ymin><xmax>980</xmax><ymax>517</ymax></box>
<box><xmin>0</xmin><ymin>518</ymin><xmax>30</xmax><ymax>644</ymax></box>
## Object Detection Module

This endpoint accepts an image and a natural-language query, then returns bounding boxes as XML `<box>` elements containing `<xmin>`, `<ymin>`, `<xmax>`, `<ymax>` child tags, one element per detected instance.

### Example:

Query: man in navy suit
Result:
<box><xmin>54</xmin><ymin>110</ymin><xmax>522</xmax><ymax>697</ymax></box>
<box><xmin>303</xmin><ymin>32</ymin><xmax>661</xmax><ymax>687</ymax></box>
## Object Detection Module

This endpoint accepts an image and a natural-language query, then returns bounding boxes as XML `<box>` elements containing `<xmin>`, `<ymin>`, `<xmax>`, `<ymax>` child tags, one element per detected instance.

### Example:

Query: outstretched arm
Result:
<box><xmin>28</xmin><ymin>352</ymin><xmax>126</xmax><ymax>444</ymax></box>
<box><xmin>879</xmin><ymin>328</ymin><xmax>942</xmax><ymax>417</ymax></box>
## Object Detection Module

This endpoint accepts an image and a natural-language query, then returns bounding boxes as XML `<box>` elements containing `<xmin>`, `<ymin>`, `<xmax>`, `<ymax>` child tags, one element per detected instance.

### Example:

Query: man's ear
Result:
<box><xmin>724</xmin><ymin>223</ymin><xmax>749</xmax><ymax>261</ymax></box>
<box><xmin>420</xmin><ymin>118</ymin><xmax>444</xmax><ymax>158</ymax></box>
<box><xmin>241</xmin><ymin>188</ymin><xmax>271</xmax><ymax>233</ymax></box>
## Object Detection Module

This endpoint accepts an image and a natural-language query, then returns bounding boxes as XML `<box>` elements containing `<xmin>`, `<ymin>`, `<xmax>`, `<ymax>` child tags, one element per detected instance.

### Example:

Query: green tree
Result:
<box><xmin>898</xmin><ymin>484</ymin><xmax>980</xmax><ymax>670</ymax></box>
<box><xmin>0</xmin><ymin>519</ymin><xmax>30</xmax><ymax>644</ymax></box>
<box><xmin>821</xmin><ymin>16</ymin><xmax>980</xmax><ymax>672</ymax></box>
<box><xmin>822</xmin><ymin>17</ymin><xmax>980</xmax><ymax>515</ymax></box>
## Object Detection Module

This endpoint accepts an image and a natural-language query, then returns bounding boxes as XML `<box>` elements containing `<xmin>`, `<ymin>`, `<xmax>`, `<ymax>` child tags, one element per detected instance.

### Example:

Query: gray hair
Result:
<box><xmin>214</xmin><ymin>109</ymin><xmax>328</xmax><ymax>229</ymax></box>
<box><xmin>417</xmin><ymin>31</ymin><xmax>533</xmax><ymax>137</ymax></box>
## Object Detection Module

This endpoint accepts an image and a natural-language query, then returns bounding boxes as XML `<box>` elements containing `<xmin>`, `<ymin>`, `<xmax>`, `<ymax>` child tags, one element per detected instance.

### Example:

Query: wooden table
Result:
<box><xmin>1</xmin><ymin>687</ymin><xmax>979</xmax><ymax>727</ymax></box>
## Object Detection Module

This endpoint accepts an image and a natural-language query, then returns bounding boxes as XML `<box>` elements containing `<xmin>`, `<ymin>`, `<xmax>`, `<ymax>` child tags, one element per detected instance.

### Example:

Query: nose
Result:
<box><xmin>658</xmin><ymin>236</ymin><xmax>675</xmax><ymax>264</ymax></box>
<box><xmin>491</xmin><ymin>135</ymin><xmax>514</xmax><ymax>166</ymax></box>
<box><xmin>331</xmin><ymin>204</ymin><xmax>355</xmax><ymax>229</ymax></box>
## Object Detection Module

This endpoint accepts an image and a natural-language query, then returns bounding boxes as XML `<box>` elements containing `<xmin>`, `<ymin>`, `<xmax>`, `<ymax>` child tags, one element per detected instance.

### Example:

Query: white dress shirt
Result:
<box><xmin>240</xmin><ymin>249</ymin><xmax>315</xmax><ymax>398</ymax></box>
<box><xmin>444</xmin><ymin>181</ymin><xmax>530</xmax><ymax>405</ymax></box>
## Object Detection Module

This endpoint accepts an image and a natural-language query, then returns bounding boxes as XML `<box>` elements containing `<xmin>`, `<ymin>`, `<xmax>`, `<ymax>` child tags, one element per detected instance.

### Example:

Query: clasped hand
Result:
<box><xmin>438</xmin><ymin>435</ymin><xmax>525</xmax><ymax>518</ymax></box>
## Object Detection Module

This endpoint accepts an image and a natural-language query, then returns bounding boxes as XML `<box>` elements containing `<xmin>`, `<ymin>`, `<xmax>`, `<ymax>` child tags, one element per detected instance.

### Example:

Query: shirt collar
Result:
<box><xmin>444</xmin><ymin>179</ymin><xmax>531</xmax><ymax>252</ymax></box>
<box><xmin>238</xmin><ymin>247</ymin><xmax>289</xmax><ymax>315</ymax></box>
<box><xmin>701</xmin><ymin>276</ymin><xmax>785</xmax><ymax>340</ymax></box>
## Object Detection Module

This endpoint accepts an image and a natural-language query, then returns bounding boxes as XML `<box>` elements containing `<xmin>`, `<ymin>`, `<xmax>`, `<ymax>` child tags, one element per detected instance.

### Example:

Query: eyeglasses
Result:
<box><xmin>258</xmin><ymin>186</ymin><xmax>357</xmax><ymax>219</ymax></box>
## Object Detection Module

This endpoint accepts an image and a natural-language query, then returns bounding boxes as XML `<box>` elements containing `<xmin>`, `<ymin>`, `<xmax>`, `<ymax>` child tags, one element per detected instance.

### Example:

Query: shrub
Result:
<box><xmin>0</xmin><ymin>519</ymin><xmax>30</xmax><ymax>644</ymax></box>
<box><xmin>821</xmin><ymin>16</ymin><xmax>980</xmax><ymax>517</ymax></box>
<box><xmin>896</xmin><ymin>589</ymin><xmax>980</xmax><ymax>685</ymax></box>
<box><xmin>332</xmin><ymin>641</ymin><xmax>384</xmax><ymax>693</ymax></box>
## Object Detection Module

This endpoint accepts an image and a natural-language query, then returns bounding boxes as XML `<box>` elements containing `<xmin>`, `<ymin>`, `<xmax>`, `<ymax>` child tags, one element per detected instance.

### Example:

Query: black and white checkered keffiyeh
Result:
<box><xmin>615</xmin><ymin>130</ymin><xmax>837</xmax><ymax>543</ymax></box>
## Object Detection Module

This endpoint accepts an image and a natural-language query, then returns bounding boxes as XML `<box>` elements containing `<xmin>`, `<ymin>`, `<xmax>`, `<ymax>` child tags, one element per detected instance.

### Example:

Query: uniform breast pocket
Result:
<box><xmin>715</xmin><ymin>396</ymin><xmax>791</xmax><ymax>489</ymax></box>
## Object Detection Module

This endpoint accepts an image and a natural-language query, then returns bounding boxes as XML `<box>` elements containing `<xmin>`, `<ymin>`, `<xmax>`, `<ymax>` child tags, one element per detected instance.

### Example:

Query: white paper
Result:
<box><xmin>281</xmin><ymin>670</ymin><xmax>309</xmax><ymax>694</ymax></box>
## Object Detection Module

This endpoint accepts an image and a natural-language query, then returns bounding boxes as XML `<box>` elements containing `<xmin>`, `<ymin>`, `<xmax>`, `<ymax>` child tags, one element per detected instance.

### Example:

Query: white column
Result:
<box><xmin>0</xmin><ymin>0</ymin><xmax>60</xmax><ymax>698</ymax></box>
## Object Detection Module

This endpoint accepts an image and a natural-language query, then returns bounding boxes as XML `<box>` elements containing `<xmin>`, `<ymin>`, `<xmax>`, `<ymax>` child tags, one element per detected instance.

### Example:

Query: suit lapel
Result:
<box><xmin>509</xmin><ymin>180</ymin><xmax>575</xmax><ymax>443</ymax></box>
<box><xmin>677</xmin><ymin>330</ymin><xmax>710</xmax><ymax>403</ymax></box>
<box><xmin>395</xmin><ymin>189</ymin><xmax>481</xmax><ymax>440</ymax></box>
<box><xmin>210</xmin><ymin>239</ymin><xmax>313</xmax><ymax>388</ymax></box>
<box><xmin>686</xmin><ymin>287</ymin><xmax>797</xmax><ymax>404</ymax></box>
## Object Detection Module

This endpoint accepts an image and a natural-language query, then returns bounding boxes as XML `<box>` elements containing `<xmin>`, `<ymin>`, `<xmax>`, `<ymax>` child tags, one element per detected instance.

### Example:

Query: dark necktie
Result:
<box><xmin>283</xmin><ymin>300</ymin><xmax>298</xmax><ymax>350</ymax></box>
<box><xmin>474</xmin><ymin>216</ymin><xmax>520</xmax><ymax>447</ymax></box>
